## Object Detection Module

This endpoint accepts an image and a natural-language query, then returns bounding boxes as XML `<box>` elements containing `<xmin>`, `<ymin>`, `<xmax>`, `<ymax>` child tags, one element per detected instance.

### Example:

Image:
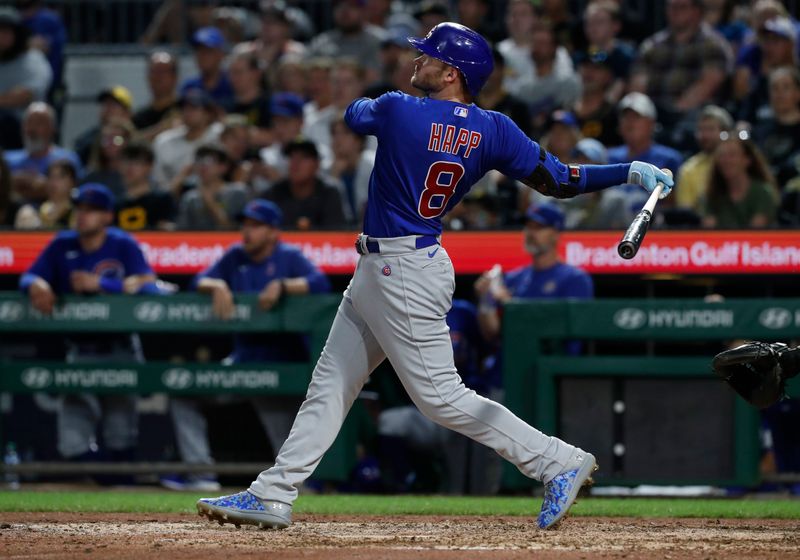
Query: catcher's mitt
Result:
<box><xmin>712</xmin><ymin>342</ymin><xmax>799</xmax><ymax>409</ymax></box>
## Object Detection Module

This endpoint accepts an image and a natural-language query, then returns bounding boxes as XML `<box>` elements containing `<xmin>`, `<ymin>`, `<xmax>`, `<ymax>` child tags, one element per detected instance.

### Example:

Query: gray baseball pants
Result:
<box><xmin>249</xmin><ymin>237</ymin><xmax>578</xmax><ymax>504</ymax></box>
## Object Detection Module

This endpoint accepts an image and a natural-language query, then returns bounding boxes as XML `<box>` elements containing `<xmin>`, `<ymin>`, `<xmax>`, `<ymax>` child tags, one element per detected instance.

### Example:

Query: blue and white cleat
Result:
<box><xmin>197</xmin><ymin>490</ymin><xmax>292</xmax><ymax>529</ymax></box>
<box><xmin>537</xmin><ymin>451</ymin><xmax>597</xmax><ymax>529</ymax></box>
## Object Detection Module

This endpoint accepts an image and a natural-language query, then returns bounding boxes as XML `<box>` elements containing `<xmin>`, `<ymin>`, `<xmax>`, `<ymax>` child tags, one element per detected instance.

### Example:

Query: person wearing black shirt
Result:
<box><xmin>132</xmin><ymin>51</ymin><xmax>180</xmax><ymax>141</ymax></box>
<box><xmin>261</xmin><ymin>138</ymin><xmax>345</xmax><ymax>230</ymax></box>
<box><xmin>115</xmin><ymin>142</ymin><xmax>175</xmax><ymax>231</ymax></box>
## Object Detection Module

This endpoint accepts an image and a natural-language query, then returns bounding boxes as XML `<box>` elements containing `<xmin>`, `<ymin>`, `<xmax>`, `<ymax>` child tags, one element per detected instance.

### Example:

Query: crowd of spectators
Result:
<box><xmin>2</xmin><ymin>0</ymin><xmax>800</xmax><ymax>232</ymax></box>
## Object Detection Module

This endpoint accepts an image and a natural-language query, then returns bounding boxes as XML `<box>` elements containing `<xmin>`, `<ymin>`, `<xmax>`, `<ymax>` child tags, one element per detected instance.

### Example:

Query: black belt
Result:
<box><xmin>355</xmin><ymin>234</ymin><xmax>440</xmax><ymax>255</ymax></box>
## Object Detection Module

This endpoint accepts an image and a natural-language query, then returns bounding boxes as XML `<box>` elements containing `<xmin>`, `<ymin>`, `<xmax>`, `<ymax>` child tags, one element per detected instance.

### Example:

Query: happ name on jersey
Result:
<box><xmin>428</xmin><ymin>123</ymin><xmax>482</xmax><ymax>158</ymax></box>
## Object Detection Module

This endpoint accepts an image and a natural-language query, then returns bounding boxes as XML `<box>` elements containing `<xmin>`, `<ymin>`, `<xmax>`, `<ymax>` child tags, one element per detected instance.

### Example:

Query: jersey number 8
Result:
<box><xmin>417</xmin><ymin>161</ymin><xmax>466</xmax><ymax>219</ymax></box>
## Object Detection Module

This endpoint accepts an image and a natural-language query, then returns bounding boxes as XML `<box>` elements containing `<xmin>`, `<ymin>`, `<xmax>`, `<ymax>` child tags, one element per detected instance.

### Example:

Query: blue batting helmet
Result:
<box><xmin>407</xmin><ymin>22</ymin><xmax>493</xmax><ymax>97</ymax></box>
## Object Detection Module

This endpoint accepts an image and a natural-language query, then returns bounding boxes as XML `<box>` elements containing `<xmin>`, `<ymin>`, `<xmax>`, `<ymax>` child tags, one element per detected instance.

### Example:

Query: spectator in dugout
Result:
<box><xmin>4</xmin><ymin>102</ymin><xmax>82</xmax><ymax>206</ymax></box>
<box><xmin>180</xmin><ymin>26</ymin><xmax>235</xmax><ymax>110</ymax></box>
<box><xmin>116</xmin><ymin>142</ymin><xmax>176</xmax><ymax>231</ymax></box>
<box><xmin>73</xmin><ymin>86</ymin><xmax>134</xmax><ymax>167</ymax></box>
<box><xmin>132</xmin><ymin>51</ymin><xmax>180</xmax><ymax>142</ymax></box>
<box><xmin>176</xmin><ymin>142</ymin><xmax>248</xmax><ymax>231</ymax></box>
<box><xmin>152</xmin><ymin>88</ymin><xmax>223</xmax><ymax>196</ymax></box>
<box><xmin>14</xmin><ymin>158</ymin><xmax>77</xmax><ymax>230</ymax></box>
<box><xmin>701</xmin><ymin>134</ymin><xmax>779</xmax><ymax>229</ymax></box>
<box><xmin>260</xmin><ymin>137</ymin><xmax>345</xmax><ymax>231</ymax></box>
<box><xmin>163</xmin><ymin>199</ymin><xmax>330</xmax><ymax>491</ymax></box>
<box><xmin>20</xmin><ymin>183</ymin><xmax>163</xmax><ymax>477</ymax></box>
<box><xmin>630</xmin><ymin>0</ymin><xmax>733</xmax><ymax>149</ymax></box>
<box><xmin>0</xmin><ymin>6</ymin><xmax>51</xmax><ymax>151</ymax></box>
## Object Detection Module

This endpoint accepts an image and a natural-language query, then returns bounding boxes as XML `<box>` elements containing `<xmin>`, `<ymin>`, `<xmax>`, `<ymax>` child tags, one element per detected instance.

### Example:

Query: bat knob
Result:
<box><xmin>618</xmin><ymin>241</ymin><xmax>637</xmax><ymax>260</ymax></box>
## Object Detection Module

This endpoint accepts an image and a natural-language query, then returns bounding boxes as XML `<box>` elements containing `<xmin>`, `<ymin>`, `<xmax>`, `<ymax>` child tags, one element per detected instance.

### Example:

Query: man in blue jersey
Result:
<box><xmin>475</xmin><ymin>202</ymin><xmax>593</xmax><ymax>357</ymax></box>
<box><xmin>20</xmin><ymin>183</ymin><xmax>157</xmax><ymax>472</ymax></box>
<box><xmin>164</xmin><ymin>200</ymin><xmax>330</xmax><ymax>491</ymax></box>
<box><xmin>198</xmin><ymin>22</ymin><xmax>673</xmax><ymax>530</ymax></box>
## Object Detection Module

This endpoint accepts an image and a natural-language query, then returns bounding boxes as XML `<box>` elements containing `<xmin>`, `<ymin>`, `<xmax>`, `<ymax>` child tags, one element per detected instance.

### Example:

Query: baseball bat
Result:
<box><xmin>617</xmin><ymin>170</ymin><xmax>671</xmax><ymax>260</ymax></box>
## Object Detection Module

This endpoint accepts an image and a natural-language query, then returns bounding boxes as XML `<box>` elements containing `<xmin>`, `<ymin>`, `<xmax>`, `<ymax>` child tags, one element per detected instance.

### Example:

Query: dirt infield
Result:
<box><xmin>1</xmin><ymin>512</ymin><xmax>797</xmax><ymax>559</ymax></box>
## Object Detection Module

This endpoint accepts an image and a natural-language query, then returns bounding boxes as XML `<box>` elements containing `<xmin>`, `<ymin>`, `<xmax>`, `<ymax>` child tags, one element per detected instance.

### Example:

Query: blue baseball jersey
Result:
<box><xmin>346</xmin><ymin>93</ymin><xmax>544</xmax><ymax>237</ymax></box>
<box><xmin>447</xmin><ymin>299</ymin><xmax>489</xmax><ymax>394</ymax></box>
<box><xmin>505</xmin><ymin>263</ymin><xmax>594</xmax><ymax>301</ymax></box>
<box><xmin>20</xmin><ymin>227</ymin><xmax>152</xmax><ymax>294</ymax></box>
<box><xmin>196</xmin><ymin>242</ymin><xmax>331</xmax><ymax>362</ymax></box>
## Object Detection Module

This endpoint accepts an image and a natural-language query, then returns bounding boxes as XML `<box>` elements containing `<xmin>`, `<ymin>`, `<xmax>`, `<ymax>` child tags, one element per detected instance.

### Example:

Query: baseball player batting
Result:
<box><xmin>197</xmin><ymin>22</ymin><xmax>673</xmax><ymax>530</ymax></box>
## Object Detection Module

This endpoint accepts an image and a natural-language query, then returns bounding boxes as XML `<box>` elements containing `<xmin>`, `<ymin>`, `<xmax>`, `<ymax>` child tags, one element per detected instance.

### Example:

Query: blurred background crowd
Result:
<box><xmin>2</xmin><ymin>0</ymin><xmax>800</xmax><ymax>234</ymax></box>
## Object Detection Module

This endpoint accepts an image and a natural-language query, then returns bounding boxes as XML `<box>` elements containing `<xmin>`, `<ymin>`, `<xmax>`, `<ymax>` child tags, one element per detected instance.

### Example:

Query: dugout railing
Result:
<box><xmin>0</xmin><ymin>292</ymin><xmax>350</xmax><ymax>480</ymax></box>
<box><xmin>1</xmin><ymin>294</ymin><xmax>799</xmax><ymax>488</ymax></box>
<box><xmin>501</xmin><ymin>299</ymin><xmax>800</xmax><ymax>490</ymax></box>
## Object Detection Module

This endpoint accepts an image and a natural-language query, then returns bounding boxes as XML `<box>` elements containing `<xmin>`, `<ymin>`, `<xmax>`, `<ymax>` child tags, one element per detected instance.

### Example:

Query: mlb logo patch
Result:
<box><xmin>454</xmin><ymin>106</ymin><xmax>468</xmax><ymax>118</ymax></box>
<box><xmin>568</xmin><ymin>165</ymin><xmax>581</xmax><ymax>183</ymax></box>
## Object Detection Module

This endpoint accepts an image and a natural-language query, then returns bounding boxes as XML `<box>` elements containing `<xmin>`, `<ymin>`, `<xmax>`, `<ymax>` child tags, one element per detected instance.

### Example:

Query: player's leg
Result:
<box><xmin>197</xmin><ymin>290</ymin><xmax>386</xmax><ymax>528</ymax></box>
<box><xmin>357</xmin><ymin>249</ymin><xmax>595</xmax><ymax>527</ymax></box>
<box><xmin>57</xmin><ymin>393</ymin><xmax>101</xmax><ymax>459</ymax></box>
<box><xmin>164</xmin><ymin>397</ymin><xmax>220</xmax><ymax>490</ymax></box>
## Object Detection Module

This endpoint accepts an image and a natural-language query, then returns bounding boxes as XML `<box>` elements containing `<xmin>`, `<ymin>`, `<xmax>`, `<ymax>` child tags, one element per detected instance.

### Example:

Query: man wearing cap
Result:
<box><xmin>571</xmin><ymin>49</ymin><xmax>623</xmax><ymax>147</ymax></box>
<box><xmin>0</xmin><ymin>6</ymin><xmax>52</xmax><ymax>149</ymax></box>
<box><xmin>152</xmin><ymin>88</ymin><xmax>223</xmax><ymax>193</ymax></box>
<box><xmin>261</xmin><ymin>138</ymin><xmax>346</xmax><ymax>230</ymax></box>
<box><xmin>176</xmin><ymin>142</ymin><xmax>248</xmax><ymax>230</ymax></box>
<box><xmin>162</xmin><ymin>199</ymin><xmax>330</xmax><ymax>491</ymax></box>
<box><xmin>307</xmin><ymin>0</ymin><xmax>386</xmax><ymax>84</ymax></box>
<box><xmin>607</xmin><ymin>92</ymin><xmax>683</xmax><ymax>217</ymax></box>
<box><xmin>675</xmin><ymin>105</ymin><xmax>733</xmax><ymax>213</ymax></box>
<box><xmin>74</xmin><ymin>85</ymin><xmax>133</xmax><ymax>166</ymax></box>
<box><xmin>256</xmin><ymin>92</ymin><xmax>308</xmax><ymax>186</ymax></box>
<box><xmin>181</xmin><ymin>26</ymin><xmax>235</xmax><ymax>109</ymax></box>
<box><xmin>19</xmin><ymin>183</ymin><xmax>160</xmax><ymax>474</ymax></box>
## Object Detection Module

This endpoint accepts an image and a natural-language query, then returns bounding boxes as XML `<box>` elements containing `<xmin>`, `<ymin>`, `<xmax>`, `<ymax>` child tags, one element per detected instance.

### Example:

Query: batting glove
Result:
<box><xmin>628</xmin><ymin>161</ymin><xmax>674</xmax><ymax>199</ymax></box>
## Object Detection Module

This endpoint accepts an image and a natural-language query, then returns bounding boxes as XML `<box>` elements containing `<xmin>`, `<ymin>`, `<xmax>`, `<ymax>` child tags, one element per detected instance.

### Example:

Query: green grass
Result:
<box><xmin>1</xmin><ymin>491</ymin><xmax>799</xmax><ymax>519</ymax></box>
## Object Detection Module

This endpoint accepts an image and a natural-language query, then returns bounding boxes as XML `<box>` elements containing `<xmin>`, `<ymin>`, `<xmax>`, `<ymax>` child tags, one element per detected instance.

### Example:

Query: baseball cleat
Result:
<box><xmin>537</xmin><ymin>451</ymin><xmax>597</xmax><ymax>530</ymax></box>
<box><xmin>197</xmin><ymin>491</ymin><xmax>292</xmax><ymax>529</ymax></box>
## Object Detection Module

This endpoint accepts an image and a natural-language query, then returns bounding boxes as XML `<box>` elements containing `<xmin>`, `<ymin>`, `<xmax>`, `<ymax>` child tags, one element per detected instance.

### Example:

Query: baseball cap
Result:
<box><xmin>72</xmin><ymin>183</ymin><xmax>115</xmax><ymax>211</ymax></box>
<box><xmin>239</xmin><ymin>199</ymin><xmax>283</xmax><ymax>227</ymax></box>
<box><xmin>178</xmin><ymin>88</ymin><xmax>216</xmax><ymax>110</ymax></box>
<box><xmin>550</xmin><ymin>110</ymin><xmax>579</xmax><ymax>129</ymax></box>
<box><xmin>97</xmin><ymin>86</ymin><xmax>133</xmax><ymax>111</ymax></box>
<box><xmin>413</xmin><ymin>0</ymin><xmax>449</xmax><ymax>19</ymax></box>
<box><xmin>699</xmin><ymin>104</ymin><xmax>734</xmax><ymax>130</ymax></box>
<box><xmin>618</xmin><ymin>92</ymin><xmax>657</xmax><ymax>120</ymax></box>
<box><xmin>192</xmin><ymin>26</ymin><xmax>226</xmax><ymax>49</ymax></box>
<box><xmin>572</xmin><ymin>138</ymin><xmax>608</xmax><ymax>164</ymax></box>
<box><xmin>762</xmin><ymin>17</ymin><xmax>797</xmax><ymax>42</ymax></box>
<box><xmin>525</xmin><ymin>202</ymin><xmax>565</xmax><ymax>230</ymax></box>
<box><xmin>282</xmin><ymin>137</ymin><xmax>319</xmax><ymax>159</ymax></box>
<box><xmin>270</xmin><ymin>92</ymin><xmax>305</xmax><ymax>118</ymax></box>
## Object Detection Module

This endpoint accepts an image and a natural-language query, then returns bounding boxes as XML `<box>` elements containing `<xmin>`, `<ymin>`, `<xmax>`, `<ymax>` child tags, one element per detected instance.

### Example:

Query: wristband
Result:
<box><xmin>99</xmin><ymin>277</ymin><xmax>123</xmax><ymax>293</ymax></box>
